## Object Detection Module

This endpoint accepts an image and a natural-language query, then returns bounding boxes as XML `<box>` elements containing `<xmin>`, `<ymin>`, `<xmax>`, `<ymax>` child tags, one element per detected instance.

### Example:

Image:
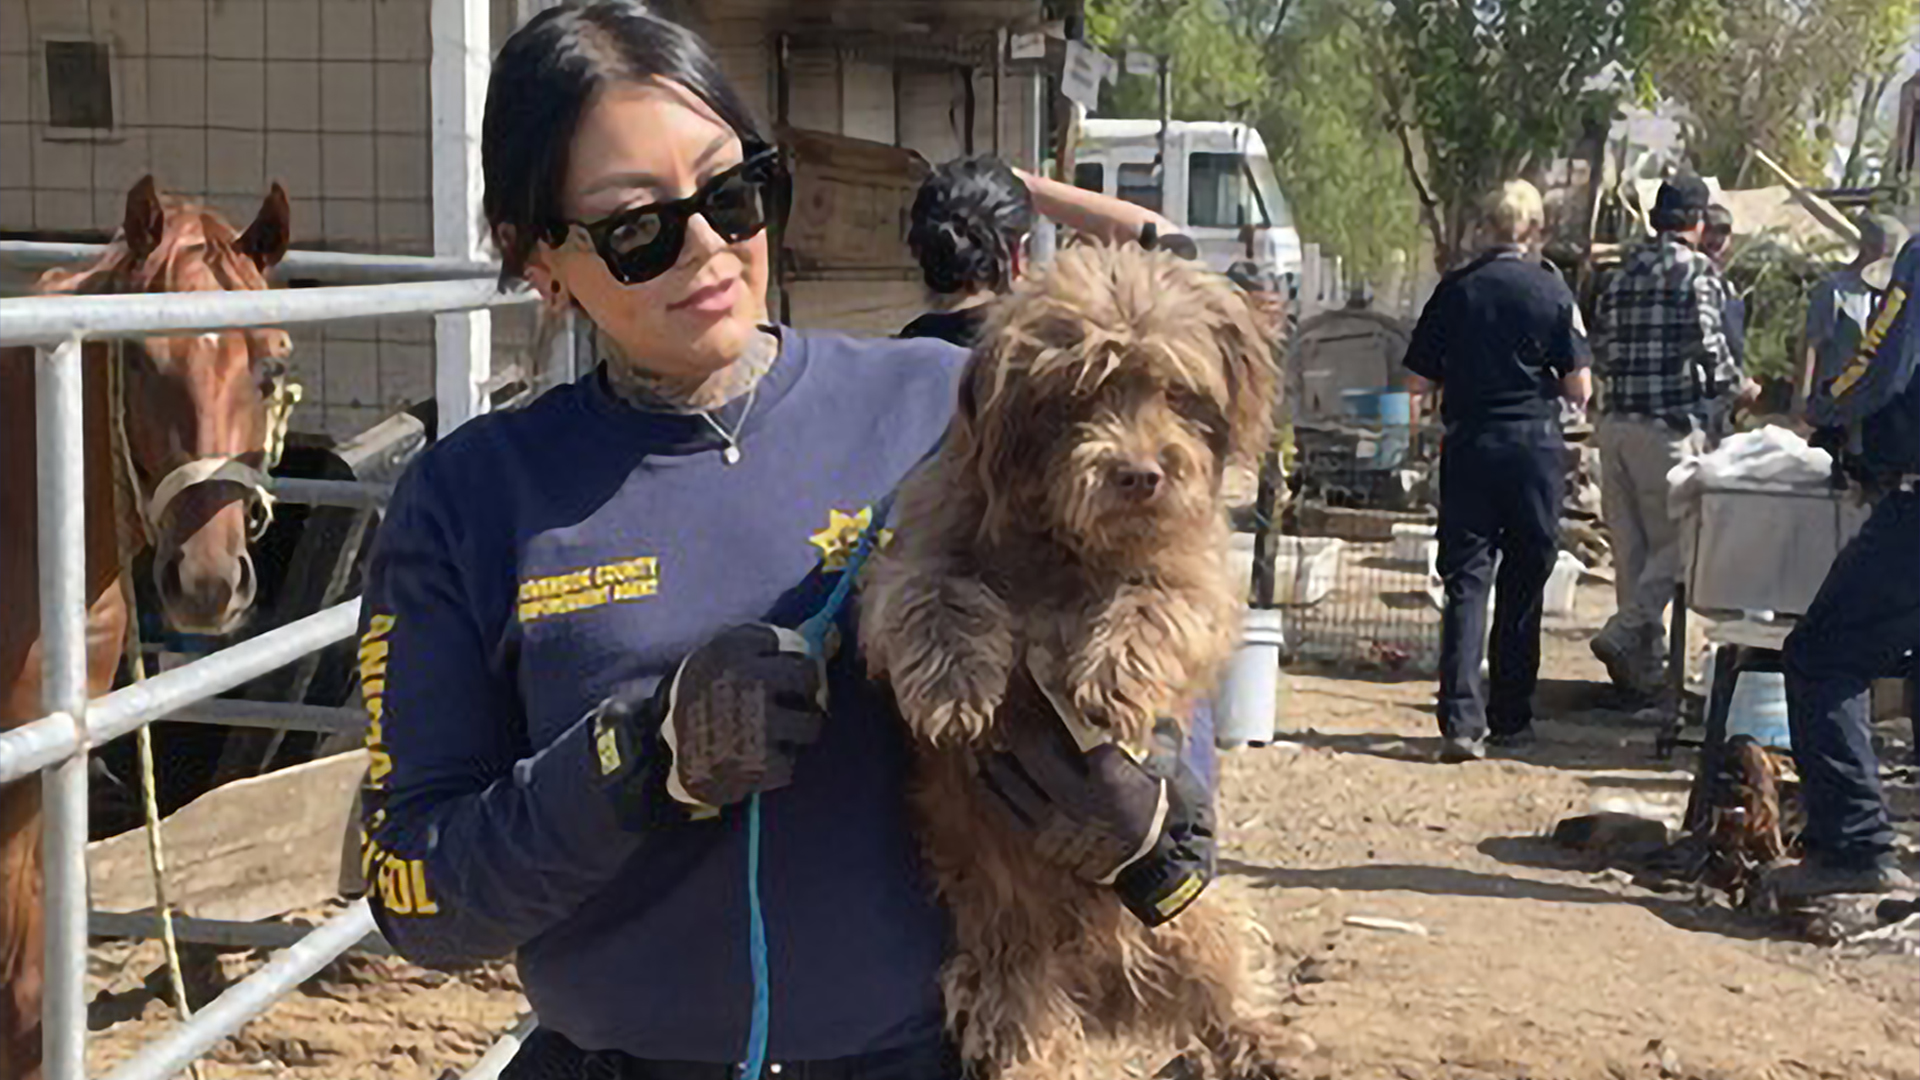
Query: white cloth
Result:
<box><xmin>1665</xmin><ymin>424</ymin><xmax>1868</xmax><ymax>616</ymax></box>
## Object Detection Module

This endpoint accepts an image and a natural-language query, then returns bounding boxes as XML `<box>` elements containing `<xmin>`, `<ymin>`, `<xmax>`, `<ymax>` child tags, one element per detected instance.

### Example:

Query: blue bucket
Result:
<box><xmin>1340</xmin><ymin>388</ymin><xmax>1385</xmax><ymax>420</ymax></box>
<box><xmin>1707</xmin><ymin>662</ymin><xmax>1792</xmax><ymax>750</ymax></box>
<box><xmin>1727</xmin><ymin>672</ymin><xmax>1792</xmax><ymax>750</ymax></box>
<box><xmin>1342</xmin><ymin>389</ymin><xmax>1412</xmax><ymax>467</ymax></box>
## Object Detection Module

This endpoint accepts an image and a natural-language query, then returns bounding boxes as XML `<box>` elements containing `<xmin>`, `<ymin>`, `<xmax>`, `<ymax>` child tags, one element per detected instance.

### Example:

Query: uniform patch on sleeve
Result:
<box><xmin>360</xmin><ymin>614</ymin><xmax>395</xmax><ymax>787</ymax></box>
<box><xmin>1833</xmin><ymin>286</ymin><xmax>1908</xmax><ymax>397</ymax></box>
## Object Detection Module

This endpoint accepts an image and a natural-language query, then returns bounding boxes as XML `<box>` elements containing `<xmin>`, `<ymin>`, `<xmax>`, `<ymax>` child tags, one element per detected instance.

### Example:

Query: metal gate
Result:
<box><xmin>0</xmin><ymin>252</ymin><xmax>538</xmax><ymax>1080</ymax></box>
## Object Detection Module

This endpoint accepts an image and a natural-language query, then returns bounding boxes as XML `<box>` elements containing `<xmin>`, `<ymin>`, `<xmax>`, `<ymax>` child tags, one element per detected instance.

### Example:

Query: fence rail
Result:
<box><xmin>0</xmin><ymin>263</ymin><xmax>529</xmax><ymax>1078</ymax></box>
<box><xmin>1</xmin><ymin>240</ymin><xmax>497</xmax><ymax>284</ymax></box>
<box><xmin>0</xmin><ymin>276</ymin><xmax>532</xmax><ymax>345</ymax></box>
<box><xmin>99</xmin><ymin>901</ymin><xmax>381</xmax><ymax>1080</ymax></box>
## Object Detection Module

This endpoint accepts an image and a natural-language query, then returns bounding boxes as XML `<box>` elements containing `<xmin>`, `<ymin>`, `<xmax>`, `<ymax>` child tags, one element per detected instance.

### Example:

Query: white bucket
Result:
<box><xmin>1216</xmin><ymin>609</ymin><xmax>1286</xmax><ymax>749</ymax></box>
<box><xmin>1390</xmin><ymin>522</ymin><xmax>1436</xmax><ymax>564</ymax></box>
<box><xmin>1543</xmin><ymin>550</ymin><xmax>1583</xmax><ymax>618</ymax></box>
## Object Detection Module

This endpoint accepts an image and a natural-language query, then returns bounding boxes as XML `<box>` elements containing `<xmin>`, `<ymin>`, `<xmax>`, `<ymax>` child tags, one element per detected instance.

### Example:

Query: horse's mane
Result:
<box><xmin>35</xmin><ymin>198</ymin><xmax>263</xmax><ymax>298</ymax></box>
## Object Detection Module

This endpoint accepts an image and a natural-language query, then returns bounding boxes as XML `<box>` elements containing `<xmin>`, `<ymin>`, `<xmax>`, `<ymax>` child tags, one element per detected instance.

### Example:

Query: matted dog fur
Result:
<box><xmin>862</xmin><ymin>244</ymin><xmax>1295</xmax><ymax>1078</ymax></box>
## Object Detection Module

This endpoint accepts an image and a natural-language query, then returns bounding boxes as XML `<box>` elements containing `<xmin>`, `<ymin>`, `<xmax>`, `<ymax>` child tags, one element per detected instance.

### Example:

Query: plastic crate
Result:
<box><xmin>1228</xmin><ymin>533</ymin><xmax>1346</xmax><ymax>606</ymax></box>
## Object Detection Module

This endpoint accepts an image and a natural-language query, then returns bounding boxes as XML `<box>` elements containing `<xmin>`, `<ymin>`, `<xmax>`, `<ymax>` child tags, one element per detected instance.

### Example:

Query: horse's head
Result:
<box><xmin>43</xmin><ymin>177</ymin><xmax>294</xmax><ymax>634</ymax></box>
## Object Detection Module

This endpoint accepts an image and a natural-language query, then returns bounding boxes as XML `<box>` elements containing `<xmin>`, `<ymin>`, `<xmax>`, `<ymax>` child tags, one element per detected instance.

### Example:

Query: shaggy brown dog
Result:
<box><xmin>862</xmin><ymin>244</ymin><xmax>1293</xmax><ymax>1078</ymax></box>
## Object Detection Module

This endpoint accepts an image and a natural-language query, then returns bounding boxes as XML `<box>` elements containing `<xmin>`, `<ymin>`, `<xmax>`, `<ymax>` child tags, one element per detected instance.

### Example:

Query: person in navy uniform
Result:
<box><xmin>355</xmin><ymin>5</ymin><xmax>1218</xmax><ymax>1078</ymax></box>
<box><xmin>1404</xmin><ymin>180</ymin><xmax>1592</xmax><ymax>763</ymax></box>
<box><xmin>1768</xmin><ymin>234</ymin><xmax>1920</xmax><ymax>899</ymax></box>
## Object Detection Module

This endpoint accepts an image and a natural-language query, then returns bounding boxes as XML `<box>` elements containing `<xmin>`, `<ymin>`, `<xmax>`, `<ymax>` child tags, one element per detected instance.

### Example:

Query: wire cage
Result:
<box><xmin>1273</xmin><ymin>417</ymin><xmax>1444</xmax><ymax>675</ymax></box>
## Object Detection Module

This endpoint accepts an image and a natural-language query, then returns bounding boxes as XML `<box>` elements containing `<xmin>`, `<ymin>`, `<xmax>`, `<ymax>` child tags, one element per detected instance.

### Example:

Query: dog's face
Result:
<box><xmin>960</xmin><ymin>244</ymin><xmax>1276</xmax><ymax>566</ymax></box>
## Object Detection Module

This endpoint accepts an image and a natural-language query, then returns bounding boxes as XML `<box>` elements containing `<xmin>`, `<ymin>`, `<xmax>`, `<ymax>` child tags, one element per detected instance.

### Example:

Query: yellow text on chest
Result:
<box><xmin>517</xmin><ymin>556</ymin><xmax>660</xmax><ymax>623</ymax></box>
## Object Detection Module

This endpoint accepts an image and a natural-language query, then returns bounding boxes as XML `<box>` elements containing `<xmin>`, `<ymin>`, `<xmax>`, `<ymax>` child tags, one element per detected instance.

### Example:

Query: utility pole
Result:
<box><xmin>1156</xmin><ymin>53</ymin><xmax>1171</xmax><ymax>212</ymax></box>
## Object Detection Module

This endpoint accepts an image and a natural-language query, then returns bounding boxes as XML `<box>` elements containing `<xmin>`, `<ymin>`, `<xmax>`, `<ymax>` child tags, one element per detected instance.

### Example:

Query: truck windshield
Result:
<box><xmin>1117</xmin><ymin>163</ymin><xmax>1162</xmax><ymax>213</ymax></box>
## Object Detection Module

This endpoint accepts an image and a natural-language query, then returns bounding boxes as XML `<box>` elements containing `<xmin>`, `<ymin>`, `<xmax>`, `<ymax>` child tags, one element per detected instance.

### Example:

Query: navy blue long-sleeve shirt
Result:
<box><xmin>1404</xmin><ymin>247</ymin><xmax>1590</xmax><ymax>427</ymax></box>
<box><xmin>356</xmin><ymin>329</ymin><xmax>968</xmax><ymax>1061</ymax></box>
<box><xmin>1811</xmin><ymin>237</ymin><xmax>1920</xmax><ymax>477</ymax></box>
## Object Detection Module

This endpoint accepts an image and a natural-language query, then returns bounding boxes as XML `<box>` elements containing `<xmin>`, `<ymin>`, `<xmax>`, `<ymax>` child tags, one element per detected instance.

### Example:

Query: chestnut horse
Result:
<box><xmin>0</xmin><ymin>177</ymin><xmax>293</xmax><ymax>1080</ymax></box>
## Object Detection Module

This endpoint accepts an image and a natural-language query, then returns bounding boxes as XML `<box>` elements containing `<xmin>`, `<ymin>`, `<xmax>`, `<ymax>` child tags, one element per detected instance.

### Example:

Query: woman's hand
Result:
<box><xmin>977</xmin><ymin>667</ymin><xmax>1215</xmax><ymax>927</ymax></box>
<box><xmin>593</xmin><ymin>624</ymin><xmax>827</xmax><ymax>825</ymax></box>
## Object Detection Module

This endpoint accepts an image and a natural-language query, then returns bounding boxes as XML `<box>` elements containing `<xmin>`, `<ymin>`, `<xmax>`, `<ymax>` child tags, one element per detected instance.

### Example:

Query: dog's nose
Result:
<box><xmin>1111</xmin><ymin>464</ymin><xmax>1163</xmax><ymax>499</ymax></box>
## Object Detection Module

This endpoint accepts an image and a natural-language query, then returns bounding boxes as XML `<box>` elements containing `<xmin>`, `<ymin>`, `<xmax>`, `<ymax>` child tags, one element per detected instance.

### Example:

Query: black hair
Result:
<box><xmin>907</xmin><ymin>157</ymin><xmax>1035</xmax><ymax>296</ymax></box>
<box><xmin>1650</xmin><ymin>205</ymin><xmax>1705</xmax><ymax>233</ymax></box>
<box><xmin>481</xmin><ymin>1</ymin><xmax>768</xmax><ymax>282</ymax></box>
<box><xmin>1704</xmin><ymin>204</ymin><xmax>1733</xmax><ymax>231</ymax></box>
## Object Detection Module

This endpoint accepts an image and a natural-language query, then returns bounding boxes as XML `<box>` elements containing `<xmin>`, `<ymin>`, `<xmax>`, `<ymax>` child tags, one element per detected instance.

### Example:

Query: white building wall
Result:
<box><xmin>0</xmin><ymin>0</ymin><xmax>533</xmax><ymax>441</ymax></box>
<box><xmin>1</xmin><ymin>2</ymin><xmax>1031</xmax><ymax>436</ymax></box>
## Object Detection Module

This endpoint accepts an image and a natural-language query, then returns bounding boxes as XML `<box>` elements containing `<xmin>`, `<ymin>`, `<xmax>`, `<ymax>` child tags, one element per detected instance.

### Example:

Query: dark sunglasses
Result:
<box><xmin>549</xmin><ymin>147</ymin><xmax>781</xmax><ymax>285</ymax></box>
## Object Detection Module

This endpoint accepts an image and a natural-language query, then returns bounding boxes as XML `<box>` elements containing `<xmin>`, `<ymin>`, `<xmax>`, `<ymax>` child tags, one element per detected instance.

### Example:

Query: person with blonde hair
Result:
<box><xmin>1406</xmin><ymin>177</ymin><xmax>1591</xmax><ymax>762</ymax></box>
<box><xmin>1482</xmin><ymin>178</ymin><xmax>1545</xmax><ymax>247</ymax></box>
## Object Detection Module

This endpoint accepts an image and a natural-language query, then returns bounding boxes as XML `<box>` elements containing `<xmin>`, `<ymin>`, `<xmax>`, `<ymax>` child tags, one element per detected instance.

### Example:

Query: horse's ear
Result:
<box><xmin>123</xmin><ymin>176</ymin><xmax>165</xmax><ymax>262</ymax></box>
<box><xmin>239</xmin><ymin>182</ymin><xmax>292</xmax><ymax>269</ymax></box>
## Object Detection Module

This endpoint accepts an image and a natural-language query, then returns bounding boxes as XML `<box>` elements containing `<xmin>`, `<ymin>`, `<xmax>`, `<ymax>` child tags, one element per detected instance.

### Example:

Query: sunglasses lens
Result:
<box><xmin>703</xmin><ymin>171</ymin><xmax>766</xmax><ymax>241</ymax></box>
<box><xmin>606</xmin><ymin>213</ymin><xmax>666</xmax><ymax>257</ymax></box>
<box><xmin>589</xmin><ymin>154</ymin><xmax>776</xmax><ymax>285</ymax></box>
<box><xmin>603</xmin><ymin>211</ymin><xmax>681</xmax><ymax>284</ymax></box>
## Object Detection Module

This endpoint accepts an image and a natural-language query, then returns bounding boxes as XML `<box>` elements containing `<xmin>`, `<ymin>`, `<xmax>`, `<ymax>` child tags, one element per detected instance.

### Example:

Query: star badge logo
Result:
<box><xmin>809</xmin><ymin>507</ymin><xmax>874</xmax><ymax>572</ymax></box>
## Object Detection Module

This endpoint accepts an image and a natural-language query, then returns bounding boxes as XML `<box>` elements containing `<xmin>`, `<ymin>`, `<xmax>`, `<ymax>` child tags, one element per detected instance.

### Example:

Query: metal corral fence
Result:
<box><xmin>0</xmin><ymin>249</ymin><xmax>538</xmax><ymax>1080</ymax></box>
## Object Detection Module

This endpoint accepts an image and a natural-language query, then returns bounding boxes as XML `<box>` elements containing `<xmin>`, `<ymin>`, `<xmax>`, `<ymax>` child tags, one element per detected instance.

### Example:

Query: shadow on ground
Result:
<box><xmin>1220</xmin><ymin>854</ymin><xmax>1782</xmax><ymax>941</ymax></box>
<box><xmin>1278</xmin><ymin>673</ymin><xmax>1702</xmax><ymax>778</ymax></box>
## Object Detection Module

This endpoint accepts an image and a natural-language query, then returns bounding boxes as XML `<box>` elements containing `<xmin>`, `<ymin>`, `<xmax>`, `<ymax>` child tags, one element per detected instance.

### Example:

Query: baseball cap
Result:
<box><xmin>1654</xmin><ymin>175</ymin><xmax>1711</xmax><ymax>217</ymax></box>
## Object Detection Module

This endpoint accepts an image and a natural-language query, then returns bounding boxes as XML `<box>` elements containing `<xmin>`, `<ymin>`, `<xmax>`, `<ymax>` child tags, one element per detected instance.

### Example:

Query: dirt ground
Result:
<box><xmin>83</xmin><ymin>581</ymin><xmax>1920</xmax><ymax>1080</ymax></box>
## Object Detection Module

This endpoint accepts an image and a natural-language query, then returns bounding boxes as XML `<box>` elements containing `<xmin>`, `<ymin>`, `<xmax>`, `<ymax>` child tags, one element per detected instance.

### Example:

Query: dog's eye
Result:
<box><xmin>1167</xmin><ymin>388</ymin><xmax>1224</xmax><ymax>431</ymax></box>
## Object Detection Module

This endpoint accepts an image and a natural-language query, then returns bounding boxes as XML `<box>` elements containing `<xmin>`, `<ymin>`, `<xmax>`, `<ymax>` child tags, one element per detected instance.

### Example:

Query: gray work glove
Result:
<box><xmin>979</xmin><ymin>670</ymin><xmax>1169</xmax><ymax>884</ymax></box>
<box><xmin>591</xmin><ymin>624</ymin><xmax>826</xmax><ymax>827</ymax></box>
<box><xmin>977</xmin><ymin>665</ymin><xmax>1214</xmax><ymax>926</ymax></box>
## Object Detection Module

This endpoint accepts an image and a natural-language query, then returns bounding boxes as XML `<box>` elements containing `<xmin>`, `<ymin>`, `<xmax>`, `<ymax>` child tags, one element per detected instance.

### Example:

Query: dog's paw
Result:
<box><xmin>1068</xmin><ymin>637</ymin><xmax>1179</xmax><ymax>748</ymax></box>
<box><xmin>1067</xmin><ymin>676</ymin><xmax>1159</xmax><ymax>747</ymax></box>
<box><xmin>892</xmin><ymin>649</ymin><xmax>1011</xmax><ymax>746</ymax></box>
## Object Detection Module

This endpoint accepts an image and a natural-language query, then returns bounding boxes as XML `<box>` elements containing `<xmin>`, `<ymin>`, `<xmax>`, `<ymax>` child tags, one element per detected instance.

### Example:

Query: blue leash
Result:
<box><xmin>740</xmin><ymin>510</ymin><xmax>887</xmax><ymax>1079</ymax></box>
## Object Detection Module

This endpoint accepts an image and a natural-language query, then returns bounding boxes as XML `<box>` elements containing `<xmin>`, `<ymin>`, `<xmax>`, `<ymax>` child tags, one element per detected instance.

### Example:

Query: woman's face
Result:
<box><xmin>530</xmin><ymin>79</ymin><xmax>770</xmax><ymax>385</ymax></box>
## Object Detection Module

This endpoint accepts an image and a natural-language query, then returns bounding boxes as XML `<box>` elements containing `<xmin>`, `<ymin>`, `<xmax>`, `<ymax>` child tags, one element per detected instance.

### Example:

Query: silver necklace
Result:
<box><xmin>699</xmin><ymin>380</ymin><xmax>757</xmax><ymax>465</ymax></box>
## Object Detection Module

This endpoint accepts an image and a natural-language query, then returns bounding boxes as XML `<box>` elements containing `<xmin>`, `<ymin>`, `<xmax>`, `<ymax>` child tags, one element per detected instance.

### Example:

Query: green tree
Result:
<box><xmin>1648</xmin><ymin>0</ymin><xmax>1917</xmax><ymax>186</ymax></box>
<box><xmin>1366</xmin><ymin>0</ymin><xmax>1705</xmax><ymax>268</ymax></box>
<box><xmin>1256</xmin><ymin>1</ymin><xmax>1425</xmax><ymax>278</ymax></box>
<box><xmin>1087</xmin><ymin>0</ymin><xmax>1423</xmax><ymax>280</ymax></box>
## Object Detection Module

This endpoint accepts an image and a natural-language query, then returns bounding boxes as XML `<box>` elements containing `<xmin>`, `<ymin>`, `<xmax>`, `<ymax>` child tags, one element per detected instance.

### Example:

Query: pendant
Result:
<box><xmin>723</xmin><ymin>445</ymin><xmax>742</xmax><ymax>465</ymax></box>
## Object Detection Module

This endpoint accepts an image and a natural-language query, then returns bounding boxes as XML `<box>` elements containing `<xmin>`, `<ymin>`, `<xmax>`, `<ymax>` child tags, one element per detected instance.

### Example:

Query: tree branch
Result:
<box><xmin>1261</xmin><ymin>0</ymin><xmax>1298</xmax><ymax>57</ymax></box>
<box><xmin>1840</xmin><ymin>69</ymin><xmax>1896</xmax><ymax>187</ymax></box>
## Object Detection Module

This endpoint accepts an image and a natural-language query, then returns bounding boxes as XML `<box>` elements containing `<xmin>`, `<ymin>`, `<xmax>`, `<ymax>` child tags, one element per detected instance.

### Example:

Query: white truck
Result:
<box><xmin>1074</xmin><ymin>119</ymin><xmax>1301</xmax><ymax>282</ymax></box>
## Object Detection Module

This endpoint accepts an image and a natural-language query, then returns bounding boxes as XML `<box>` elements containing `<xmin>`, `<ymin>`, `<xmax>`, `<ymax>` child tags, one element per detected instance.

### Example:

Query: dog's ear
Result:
<box><xmin>1212</xmin><ymin>286</ymin><xmax>1279</xmax><ymax>468</ymax></box>
<box><xmin>964</xmin><ymin>346</ymin><xmax>1052</xmax><ymax>541</ymax></box>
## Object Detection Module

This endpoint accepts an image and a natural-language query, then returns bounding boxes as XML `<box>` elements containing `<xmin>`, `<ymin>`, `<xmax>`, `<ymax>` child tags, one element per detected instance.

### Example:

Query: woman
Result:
<box><xmin>900</xmin><ymin>156</ymin><xmax>1184</xmax><ymax>345</ymax></box>
<box><xmin>358</xmin><ymin>5</ymin><xmax>1209</xmax><ymax>1078</ymax></box>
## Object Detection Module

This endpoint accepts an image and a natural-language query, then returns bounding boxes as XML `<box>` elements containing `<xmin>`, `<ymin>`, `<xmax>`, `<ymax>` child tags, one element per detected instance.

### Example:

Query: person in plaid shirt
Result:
<box><xmin>1588</xmin><ymin>175</ymin><xmax>1753</xmax><ymax>696</ymax></box>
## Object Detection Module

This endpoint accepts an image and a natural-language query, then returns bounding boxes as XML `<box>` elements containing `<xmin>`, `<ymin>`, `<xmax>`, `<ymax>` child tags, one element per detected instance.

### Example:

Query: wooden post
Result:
<box><xmin>432</xmin><ymin>0</ymin><xmax>492</xmax><ymax>437</ymax></box>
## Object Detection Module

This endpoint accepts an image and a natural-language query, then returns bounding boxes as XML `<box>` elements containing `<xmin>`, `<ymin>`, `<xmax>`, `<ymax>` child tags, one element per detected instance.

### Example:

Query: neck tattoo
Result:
<box><xmin>603</xmin><ymin>330</ymin><xmax>777</xmax><ymax>465</ymax></box>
